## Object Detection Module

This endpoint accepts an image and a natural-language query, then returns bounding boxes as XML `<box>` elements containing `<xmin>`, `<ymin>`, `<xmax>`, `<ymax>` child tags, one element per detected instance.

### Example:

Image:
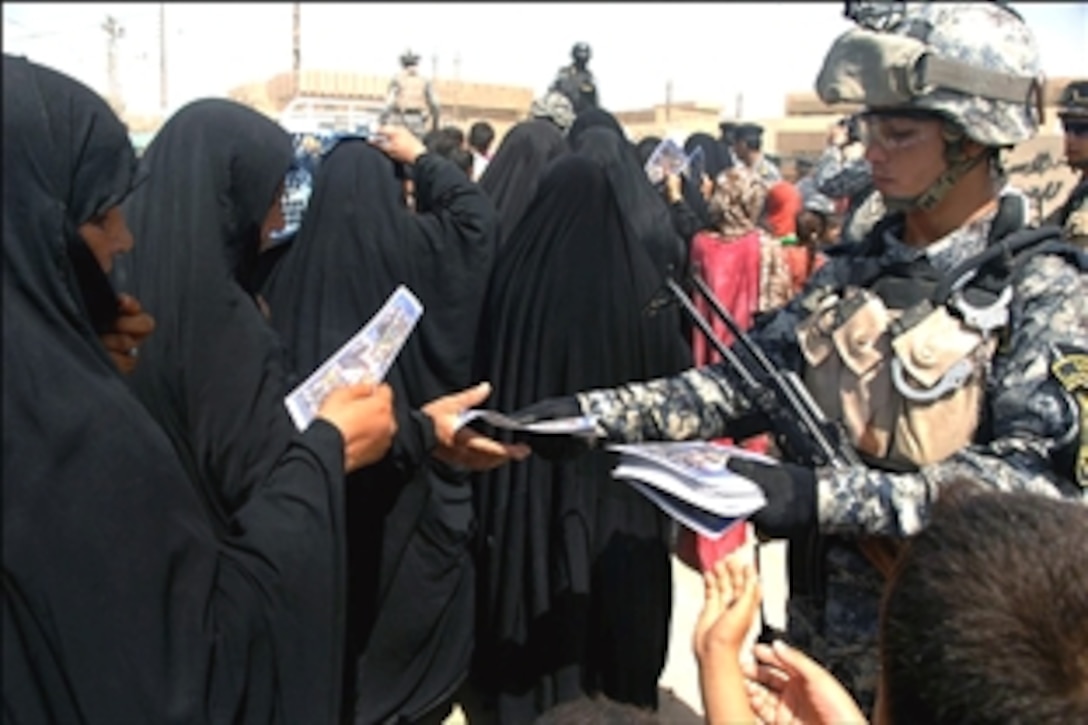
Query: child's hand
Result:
<box><xmin>692</xmin><ymin>554</ymin><xmax>761</xmax><ymax>664</ymax></box>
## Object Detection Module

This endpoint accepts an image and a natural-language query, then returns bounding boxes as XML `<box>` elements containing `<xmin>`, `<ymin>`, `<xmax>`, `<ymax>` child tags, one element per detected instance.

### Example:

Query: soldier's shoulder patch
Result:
<box><xmin>1051</xmin><ymin>345</ymin><xmax>1088</xmax><ymax>489</ymax></box>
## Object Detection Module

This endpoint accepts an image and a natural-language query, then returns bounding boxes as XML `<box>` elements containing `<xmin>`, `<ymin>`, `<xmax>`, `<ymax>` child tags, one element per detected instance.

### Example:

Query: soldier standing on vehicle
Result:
<box><xmin>384</xmin><ymin>49</ymin><xmax>439</xmax><ymax>139</ymax></box>
<box><xmin>1046</xmin><ymin>79</ymin><xmax>1088</xmax><ymax>248</ymax></box>
<box><xmin>503</xmin><ymin>3</ymin><xmax>1088</xmax><ymax>715</ymax></box>
<box><xmin>550</xmin><ymin>42</ymin><xmax>598</xmax><ymax>114</ymax></box>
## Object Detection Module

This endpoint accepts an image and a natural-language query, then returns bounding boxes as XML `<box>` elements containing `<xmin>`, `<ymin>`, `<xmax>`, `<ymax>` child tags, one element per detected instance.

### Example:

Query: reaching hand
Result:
<box><xmin>370</xmin><ymin>124</ymin><xmax>427</xmax><ymax>165</ymax></box>
<box><xmin>423</xmin><ymin>382</ymin><xmax>531</xmax><ymax>471</ymax></box>
<box><xmin>693</xmin><ymin>554</ymin><xmax>763</xmax><ymax>724</ymax></box>
<box><xmin>99</xmin><ymin>293</ymin><xmax>155</xmax><ymax>374</ymax></box>
<box><xmin>743</xmin><ymin>640</ymin><xmax>867</xmax><ymax>725</ymax></box>
<box><xmin>316</xmin><ymin>382</ymin><xmax>397</xmax><ymax>473</ymax></box>
<box><xmin>693</xmin><ymin>554</ymin><xmax>762</xmax><ymax>664</ymax></box>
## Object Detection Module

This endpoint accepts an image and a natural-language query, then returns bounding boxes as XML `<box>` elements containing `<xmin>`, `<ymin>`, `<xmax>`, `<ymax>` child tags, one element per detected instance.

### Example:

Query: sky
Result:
<box><xmin>3</xmin><ymin>2</ymin><xmax>1086</xmax><ymax>120</ymax></box>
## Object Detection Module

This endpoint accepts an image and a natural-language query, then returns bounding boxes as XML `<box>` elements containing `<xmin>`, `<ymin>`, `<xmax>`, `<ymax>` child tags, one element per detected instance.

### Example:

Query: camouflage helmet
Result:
<box><xmin>816</xmin><ymin>2</ymin><xmax>1044</xmax><ymax>147</ymax></box>
<box><xmin>1058</xmin><ymin>80</ymin><xmax>1088</xmax><ymax>121</ymax></box>
<box><xmin>400</xmin><ymin>49</ymin><xmax>421</xmax><ymax>67</ymax></box>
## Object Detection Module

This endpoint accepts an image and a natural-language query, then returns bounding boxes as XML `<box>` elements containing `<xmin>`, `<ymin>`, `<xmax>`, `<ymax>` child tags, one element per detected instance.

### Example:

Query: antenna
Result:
<box><xmin>102</xmin><ymin>15</ymin><xmax>125</xmax><ymax>115</ymax></box>
<box><xmin>291</xmin><ymin>2</ymin><xmax>301</xmax><ymax>95</ymax></box>
<box><xmin>158</xmin><ymin>3</ymin><xmax>167</xmax><ymax>112</ymax></box>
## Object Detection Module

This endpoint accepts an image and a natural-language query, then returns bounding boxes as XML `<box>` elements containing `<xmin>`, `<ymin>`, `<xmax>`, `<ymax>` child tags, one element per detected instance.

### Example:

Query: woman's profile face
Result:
<box><xmin>78</xmin><ymin>206</ymin><xmax>134</xmax><ymax>273</ymax></box>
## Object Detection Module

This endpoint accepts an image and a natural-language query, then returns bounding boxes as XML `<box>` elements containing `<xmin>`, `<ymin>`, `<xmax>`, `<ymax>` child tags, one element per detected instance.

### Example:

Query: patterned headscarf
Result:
<box><xmin>708</xmin><ymin>164</ymin><xmax>767</xmax><ymax>238</ymax></box>
<box><xmin>529</xmin><ymin>91</ymin><xmax>576</xmax><ymax>134</ymax></box>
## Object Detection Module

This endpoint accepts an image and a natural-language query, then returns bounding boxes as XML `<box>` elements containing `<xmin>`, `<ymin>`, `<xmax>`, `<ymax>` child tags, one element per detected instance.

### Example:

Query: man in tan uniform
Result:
<box><xmin>383</xmin><ymin>50</ymin><xmax>439</xmax><ymax>140</ymax></box>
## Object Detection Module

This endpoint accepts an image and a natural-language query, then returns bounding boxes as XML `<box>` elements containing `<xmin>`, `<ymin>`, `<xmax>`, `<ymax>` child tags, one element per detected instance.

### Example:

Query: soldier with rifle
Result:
<box><xmin>383</xmin><ymin>49</ymin><xmax>439</xmax><ymax>139</ymax></box>
<box><xmin>499</xmin><ymin>2</ymin><xmax>1088</xmax><ymax>714</ymax></box>
<box><xmin>549</xmin><ymin>42</ymin><xmax>598</xmax><ymax>114</ymax></box>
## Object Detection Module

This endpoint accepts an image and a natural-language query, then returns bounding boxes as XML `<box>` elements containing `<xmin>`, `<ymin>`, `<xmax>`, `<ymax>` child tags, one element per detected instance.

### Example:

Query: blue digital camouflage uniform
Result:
<box><xmin>270</xmin><ymin>131</ymin><xmax>368</xmax><ymax>245</ymax></box>
<box><xmin>749</xmin><ymin>154</ymin><xmax>782</xmax><ymax>187</ymax></box>
<box><xmin>814</xmin><ymin>145</ymin><xmax>884</xmax><ymax>245</ymax></box>
<box><xmin>575</xmin><ymin>205</ymin><xmax>1088</xmax><ymax>711</ymax></box>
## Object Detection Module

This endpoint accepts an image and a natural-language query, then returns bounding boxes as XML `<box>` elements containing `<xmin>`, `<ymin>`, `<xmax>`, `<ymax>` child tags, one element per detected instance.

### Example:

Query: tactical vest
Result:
<box><xmin>395</xmin><ymin>71</ymin><xmax>428</xmax><ymax>114</ymax></box>
<box><xmin>796</xmin><ymin>197</ymin><xmax>1088</xmax><ymax>580</ymax></box>
<box><xmin>796</xmin><ymin>196</ymin><xmax>1066</xmax><ymax>471</ymax></box>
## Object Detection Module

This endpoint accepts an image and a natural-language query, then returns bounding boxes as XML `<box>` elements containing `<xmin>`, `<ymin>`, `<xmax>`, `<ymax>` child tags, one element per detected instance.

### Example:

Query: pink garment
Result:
<box><xmin>689</xmin><ymin>229</ymin><xmax>762</xmax><ymax>365</ymax></box>
<box><xmin>682</xmin><ymin>229</ymin><xmax>773</xmax><ymax>571</ymax></box>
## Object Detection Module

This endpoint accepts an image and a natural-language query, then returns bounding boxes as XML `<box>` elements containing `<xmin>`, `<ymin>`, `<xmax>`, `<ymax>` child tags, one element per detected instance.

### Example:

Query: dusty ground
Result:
<box><xmin>445</xmin><ymin>534</ymin><xmax>789</xmax><ymax>724</ymax></box>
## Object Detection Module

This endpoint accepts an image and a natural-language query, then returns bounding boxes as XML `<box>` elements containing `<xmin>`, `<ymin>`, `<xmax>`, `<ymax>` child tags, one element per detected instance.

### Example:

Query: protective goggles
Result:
<box><xmin>816</xmin><ymin>27</ymin><xmax>1043</xmax><ymax>116</ymax></box>
<box><xmin>855</xmin><ymin>111</ymin><xmax>942</xmax><ymax>152</ymax></box>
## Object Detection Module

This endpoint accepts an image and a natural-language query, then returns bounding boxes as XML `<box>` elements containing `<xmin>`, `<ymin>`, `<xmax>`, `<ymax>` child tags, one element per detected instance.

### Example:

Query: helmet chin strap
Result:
<box><xmin>883</xmin><ymin>137</ymin><xmax>991</xmax><ymax>214</ymax></box>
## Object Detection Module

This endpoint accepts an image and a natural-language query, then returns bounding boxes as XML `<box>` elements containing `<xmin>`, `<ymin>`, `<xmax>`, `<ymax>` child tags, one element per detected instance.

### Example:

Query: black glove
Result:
<box><xmin>727</xmin><ymin>458</ymin><xmax>817</xmax><ymax>540</ymax></box>
<box><xmin>509</xmin><ymin>396</ymin><xmax>594</xmax><ymax>462</ymax></box>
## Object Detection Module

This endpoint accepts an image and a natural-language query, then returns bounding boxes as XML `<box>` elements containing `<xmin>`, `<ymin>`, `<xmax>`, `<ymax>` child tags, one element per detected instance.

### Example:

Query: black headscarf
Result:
<box><xmin>470</xmin><ymin>154</ymin><xmax>692</xmax><ymax>720</ymax></box>
<box><xmin>478</xmin><ymin>119</ymin><xmax>568</xmax><ymax>245</ymax></box>
<box><xmin>3</xmin><ymin>55</ymin><xmax>345</xmax><ymax>724</ymax></box>
<box><xmin>684</xmin><ymin>131</ymin><xmax>733</xmax><ymax>181</ymax></box>
<box><xmin>569</xmin><ymin>123</ymin><xmax>688</xmax><ymax>279</ymax></box>
<box><xmin>635</xmin><ymin>135</ymin><xmax>662</xmax><ymax>167</ymax></box>
<box><xmin>122</xmin><ymin>99</ymin><xmax>295</xmax><ymax>523</ymax></box>
<box><xmin>261</xmin><ymin>141</ymin><xmax>498</xmax><ymax>723</ymax></box>
<box><xmin>263</xmin><ymin>140</ymin><xmax>496</xmax><ymax>409</ymax></box>
<box><xmin>567</xmin><ymin>106</ymin><xmax>627</xmax><ymax>148</ymax></box>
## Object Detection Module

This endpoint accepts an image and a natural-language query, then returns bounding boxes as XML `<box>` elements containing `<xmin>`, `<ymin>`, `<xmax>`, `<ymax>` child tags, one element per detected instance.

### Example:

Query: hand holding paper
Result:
<box><xmin>423</xmin><ymin>383</ymin><xmax>531</xmax><ymax>471</ymax></box>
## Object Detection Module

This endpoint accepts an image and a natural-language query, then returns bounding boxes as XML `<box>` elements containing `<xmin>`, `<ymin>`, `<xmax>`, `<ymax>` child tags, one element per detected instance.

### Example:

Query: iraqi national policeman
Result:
<box><xmin>1046</xmin><ymin>79</ymin><xmax>1088</xmax><ymax>248</ymax></box>
<box><xmin>510</xmin><ymin>2</ymin><xmax>1088</xmax><ymax>714</ymax></box>
<box><xmin>549</xmin><ymin>42</ymin><xmax>598</xmax><ymax>114</ymax></box>
<box><xmin>383</xmin><ymin>49</ymin><xmax>439</xmax><ymax>139</ymax></box>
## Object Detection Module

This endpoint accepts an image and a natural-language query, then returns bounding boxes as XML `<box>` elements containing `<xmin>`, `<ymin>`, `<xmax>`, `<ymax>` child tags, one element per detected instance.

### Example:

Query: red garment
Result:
<box><xmin>689</xmin><ymin>229</ymin><xmax>761</xmax><ymax>365</ymax></box>
<box><xmin>682</xmin><ymin>230</ymin><xmax>773</xmax><ymax>571</ymax></box>
<box><xmin>763</xmin><ymin>182</ymin><xmax>802</xmax><ymax>238</ymax></box>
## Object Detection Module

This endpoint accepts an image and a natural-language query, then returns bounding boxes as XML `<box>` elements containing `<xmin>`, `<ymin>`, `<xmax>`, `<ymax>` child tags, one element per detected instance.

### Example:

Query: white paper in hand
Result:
<box><xmin>454</xmin><ymin>409</ymin><xmax>599</xmax><ymax>437</ymax></box>
<box><xmin>284</xmin><ymin>285</ymin><xmax>423</xmax><ymax>431</ymax></box>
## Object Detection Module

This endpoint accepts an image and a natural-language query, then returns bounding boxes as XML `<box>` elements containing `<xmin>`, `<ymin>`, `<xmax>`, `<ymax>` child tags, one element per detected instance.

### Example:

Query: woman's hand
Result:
<box><xmin>317</xmin><ymin>382</ymin><xmax>397</xmax><ymax>472</ymax></box>
<box><xmin>99</xmin><ymin>293</ymin><xmax>155</xmax><ymax>374</ymax></box>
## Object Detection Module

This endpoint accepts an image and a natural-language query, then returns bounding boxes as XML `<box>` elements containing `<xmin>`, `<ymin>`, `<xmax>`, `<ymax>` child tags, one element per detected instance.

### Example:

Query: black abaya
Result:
<box><xmin>261</xmin><ymin>141</ymin><xmax>499</xmax><ymax>723</ymax></box>
<box><xmin>2</xmin><ymin>55</ymin><xmax>346</xmax><ymax>725</ymax></box>
<box><xmin>470</xmin><ymin>151</ymin><xmax>692</xmax><ymax>721</ymax></box>
<box><xmin>478</xmin><ymin>119</ymin><xmax>568</xmax><ymax>245</ymax></box>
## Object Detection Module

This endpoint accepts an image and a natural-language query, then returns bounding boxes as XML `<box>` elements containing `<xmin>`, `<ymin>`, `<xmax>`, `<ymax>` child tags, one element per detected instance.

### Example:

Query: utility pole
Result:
<box><xmin>291</xmin><ymin>2</ymin><xmax>301</xmax><ymax>95</ymax></box>
<box><xmin>158</xmin><ymin>3</ymin><xmax>167</xmax><ymax>113</ymax></box>
<box><xmin>735</xmin><ymin>91</ymin><xmax>744</xmax><ymax>120</ymax></box>
<box><xmin>665</xmin><ymin>79</ymin><xmax>674</xmax><ymax>122</ymax></box>
<box><xmin>453</xmin><ymin>52</ymin><xmax>461</xmax><ymax>121</ymax></box>
<box><xmin>102</xmin><ymin>15</ymin><xmax>125</xmax><ymax>116</ymax></box>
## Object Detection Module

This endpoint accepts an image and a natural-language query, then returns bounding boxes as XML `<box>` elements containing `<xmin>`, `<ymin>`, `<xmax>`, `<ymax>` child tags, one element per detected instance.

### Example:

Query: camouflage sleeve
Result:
<box><xmin>814</xmin><ymin>146</ymin><xmax>872</xmax><ymax>200</ymax></box>
<box><xmin>818</xmin><ymin>254</ymin><xmax>1088</xmax><ymax>539</ymax></box>
<box><xmin>576</xmin><ymin>273</ymin><xmax>827</xmax><ymax>443</ymax></box>
<box><xmin>425</xmin><ymin>82</ymin><xmax>439</xmax><ymax>111</ymax></box>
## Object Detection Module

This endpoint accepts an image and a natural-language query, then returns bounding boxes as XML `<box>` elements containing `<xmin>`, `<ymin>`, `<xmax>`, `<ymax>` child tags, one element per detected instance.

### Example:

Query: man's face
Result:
<box><xmin>1062</xmin><ymin>116</ymin><xmax>1088</xmax><ymax>170</ymax></box>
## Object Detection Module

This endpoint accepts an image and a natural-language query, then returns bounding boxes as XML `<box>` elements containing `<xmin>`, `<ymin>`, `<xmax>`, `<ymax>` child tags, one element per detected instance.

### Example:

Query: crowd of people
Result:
<box><xmin>4</xmin><ymin>2</ymin><xmax>1087</xmax><ymax>724</ymax></box>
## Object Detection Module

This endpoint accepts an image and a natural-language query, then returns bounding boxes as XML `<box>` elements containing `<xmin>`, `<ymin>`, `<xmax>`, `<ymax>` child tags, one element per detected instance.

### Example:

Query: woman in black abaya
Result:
<box><xmin>123</xmin><ymin>99</ymin><xmax>314</xmax><ymax>525</ymax></box>
<box><xmin>2</xmin><ymin>55</ymin><xmax>379</xmax><ymax>725</ymax></box>
<box><xmin>469</xmin><ymin>149</ymin><xmax>692</xmax><ymax>721</ymax></box>
<box><xmin>261</xmin><ymin>133</ymin><xmax>500</xmax><ymax>724</ymax></box>
<box><xmin>478</xmin><ymin>119</ymin><xmax>568</xmax><ymax>245</ymax></box>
